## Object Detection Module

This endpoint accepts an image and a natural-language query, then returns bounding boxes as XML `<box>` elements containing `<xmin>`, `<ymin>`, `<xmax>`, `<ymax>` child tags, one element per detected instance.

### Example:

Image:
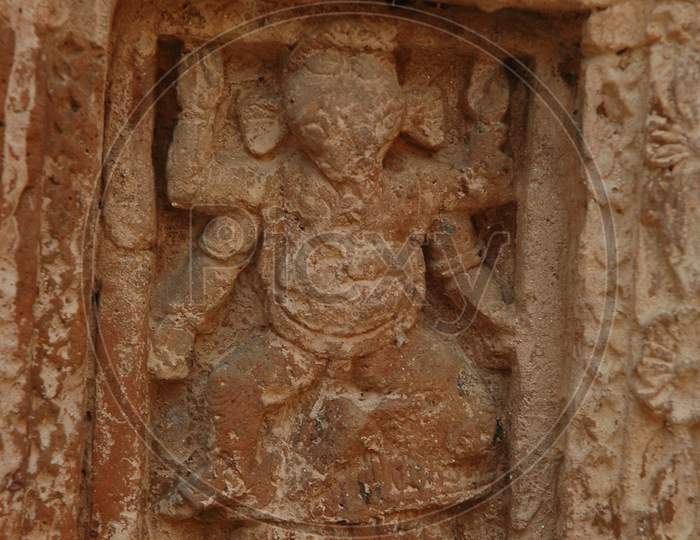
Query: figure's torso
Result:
<box><xmin>257</xmin><ymin>153</ymin><xmax>435</xmax><ymax>358</ymax></box>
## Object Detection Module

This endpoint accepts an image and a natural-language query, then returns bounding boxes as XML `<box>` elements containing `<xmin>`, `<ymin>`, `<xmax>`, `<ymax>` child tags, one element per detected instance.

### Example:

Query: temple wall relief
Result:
<box><xmin>0</xmin><ymin>1</ymin><xmax>698</xmax><ymax>539</ymax></box>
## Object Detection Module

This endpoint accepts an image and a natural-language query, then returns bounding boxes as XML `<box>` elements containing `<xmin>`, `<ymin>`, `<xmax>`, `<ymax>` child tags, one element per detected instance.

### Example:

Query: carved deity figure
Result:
<box><xmin>150</xmin><ymin>19</ymin><xmax>515</xmax><ymax>524</ymax></box>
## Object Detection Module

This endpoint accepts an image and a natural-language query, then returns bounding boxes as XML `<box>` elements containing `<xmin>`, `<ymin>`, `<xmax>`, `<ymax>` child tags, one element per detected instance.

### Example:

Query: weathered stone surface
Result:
<box><xmin>0</xmin><ymin>1</ymin><xmax>698</xmax><ymax>539</ymax></box>
<box><xmin>582</xmin><ymin>0</ymin><xmax>649</xmax><ymax>53</ymax></box>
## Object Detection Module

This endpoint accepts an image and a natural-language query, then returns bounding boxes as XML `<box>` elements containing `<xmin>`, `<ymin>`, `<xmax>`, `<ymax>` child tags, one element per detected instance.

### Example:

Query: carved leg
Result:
<box><xmin>159</xmin><ymin>331</ymin><xmax>327</xmax><ymax>519</ymax></box>
<box><xmin>349</xmin><ymin>324</ymin><xmax>502</xmax><ymax>504</ymax></box>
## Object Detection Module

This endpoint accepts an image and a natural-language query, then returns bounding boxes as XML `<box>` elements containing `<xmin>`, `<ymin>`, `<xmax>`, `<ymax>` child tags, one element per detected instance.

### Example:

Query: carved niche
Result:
<box><xmin>97</xmin><ymin>4</ymin><xmax>583</xmax><ymax>539</ymax></box>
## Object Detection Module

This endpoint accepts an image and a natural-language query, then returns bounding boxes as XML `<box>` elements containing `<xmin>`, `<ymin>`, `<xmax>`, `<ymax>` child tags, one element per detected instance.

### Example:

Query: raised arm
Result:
<box><xmin>166</xmin><ymin>49</ymin><xmax>224</xmax><ymax>207</ymax></box>
<box><xmin>436</xmin><ymin>58</ymin><xmax>514</xmax><ymax>215</ymax></box>
<box><xmin>167</xmin><ymin>48</ymin><xmax>283</xmax><ymax>212</ymax></box>
<box><xmin>462</xmin><ymin>57</ymin><xmax>514</xmax><ymax>209</ymax></box>
<box><xmin>148</xmin><ymin>209</ymin><xmax>259</xmax><ymax>379</ymax></box>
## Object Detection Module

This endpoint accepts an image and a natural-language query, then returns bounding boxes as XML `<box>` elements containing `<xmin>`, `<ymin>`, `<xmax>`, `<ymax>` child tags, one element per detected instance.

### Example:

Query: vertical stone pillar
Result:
<box><xmin>91</xmin><ymin>5</ymin><xmax>157</xmax><ymax>538</ymax></box>
<box><xmin>0</xmin><ymin>1</ymin><xmax>114</xmax><ymax>539</ymax></box>
<box><xmin>559</xmin><ymin>1</ymin><xmax>651</xmax><ymax>538</ymax></box>
<box><xmin>509</xmin><ymin>49</ymin><xmax>579</xmax><ymax>539</ymax></box>
<box><xmin>0</xmin><ymin>5</ymin><xmax>42</xmax><ymax>536</ymax></box>
<box><xmin>623</xmin><ymin>2</ymin><xmax>700</xmax><ymax>537</ymax></box>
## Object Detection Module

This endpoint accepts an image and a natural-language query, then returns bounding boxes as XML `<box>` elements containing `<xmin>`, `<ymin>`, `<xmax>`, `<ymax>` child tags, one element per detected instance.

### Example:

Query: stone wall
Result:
<box><xmin>0</xmin><ymin>1</ymin><xmax>697</xmax><ymax>539</ymax></box>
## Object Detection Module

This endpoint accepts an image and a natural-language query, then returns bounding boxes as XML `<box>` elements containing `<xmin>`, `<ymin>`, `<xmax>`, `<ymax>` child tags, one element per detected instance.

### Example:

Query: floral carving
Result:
<box><xmin>644</xmin><ymin>4</ymin><xmax>700</xmax><ymax>297</ymax></box>
<box><xmin>632</xmin><ymin>308</ymin><xmax>699</xmax><ymax>539</ymax></box>
<box><xmin>633</xmin><ymin>308</ymin><xmax>700</xmax><ymax>426</ymax></box>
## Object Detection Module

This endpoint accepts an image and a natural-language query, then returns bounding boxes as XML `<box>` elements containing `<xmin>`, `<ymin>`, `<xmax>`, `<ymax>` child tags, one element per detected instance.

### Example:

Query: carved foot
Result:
<box><xmin>157</xmin><ymin>464</ymin><xmax>248</xmax><ymax>520</ymax></box>
<box><xmin>156</xmin><ymin>477</ymin><xmax>220</xmax><ymax>520</ymax></box>
<box><xmin>156</xmin><ymin>482</ymin><xmax>205</xmax><ymax>520</ymax></box>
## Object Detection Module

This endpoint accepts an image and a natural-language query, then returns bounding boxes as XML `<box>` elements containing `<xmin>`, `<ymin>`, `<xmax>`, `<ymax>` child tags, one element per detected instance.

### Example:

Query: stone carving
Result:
<box><xmin>12</xmin><ymin>0</ymin><xmax>698</xmax><ymax>539</ymax></box>
<box><xmin>632</xmin><ymin>308</ymin><xmax>700</xmax><ymax>539</ymax></box>
<box><xmin>149</xmin><ymin>19</ymin><xmax>515</xmax><ymax>527</ymax></box>
<box><xmin>634</xmin><ymin>309</ymin><xmax>700</xmax><ymax>426</ymax></box>
<box><xmin>615</xmin><ymin>5</ymin><xmax>700</xmax><ymax>539</ymax></box>
<box><xmin>645</xmin><ymin>1</ymin><xmax>700</xmax><ymax>298</ymax></box>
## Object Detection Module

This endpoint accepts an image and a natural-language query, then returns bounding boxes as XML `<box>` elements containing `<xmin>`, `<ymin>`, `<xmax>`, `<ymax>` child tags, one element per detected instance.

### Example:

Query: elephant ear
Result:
<box><xmin>237</xmin><ymin>83</ymin><xmax>288</xmax><ymax>157</ymax></box>
<box><xmin>401</xmin><ymin>85</ymin><xmax>446</xmax><ymax>150</ymax></box>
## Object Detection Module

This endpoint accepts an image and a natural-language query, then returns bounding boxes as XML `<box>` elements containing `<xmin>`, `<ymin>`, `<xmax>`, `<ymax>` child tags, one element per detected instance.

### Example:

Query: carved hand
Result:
<box><xmin>427</xmin><ymin>215</ymin><xmax>516</xmax><ymax>340</ymax></box>
<box><xmin>461</xmin><ymin>116</ymin><xmax>514</xmax><ymax>204</ymax></box>
<box><xmin>167</xmin><ymin>49</ymin><xmax>226</xmax><ymax>206</ymax></box>
<box><xmin>178</xmin><ymin>49</ymin><xmax>225</xmax><ymax>116</ymax></box>
<box><xmin>460</xmin><ymin>58</ymin><xmax>514</xmax><ymax>209</ymax></box>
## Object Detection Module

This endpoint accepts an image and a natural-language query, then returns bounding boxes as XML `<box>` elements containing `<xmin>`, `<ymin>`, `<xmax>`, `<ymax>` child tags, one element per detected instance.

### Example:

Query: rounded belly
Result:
<box><xmin>260</xmin><ymin>228</ymin><xmax>425</xmax><ymax>353</ymax></box>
